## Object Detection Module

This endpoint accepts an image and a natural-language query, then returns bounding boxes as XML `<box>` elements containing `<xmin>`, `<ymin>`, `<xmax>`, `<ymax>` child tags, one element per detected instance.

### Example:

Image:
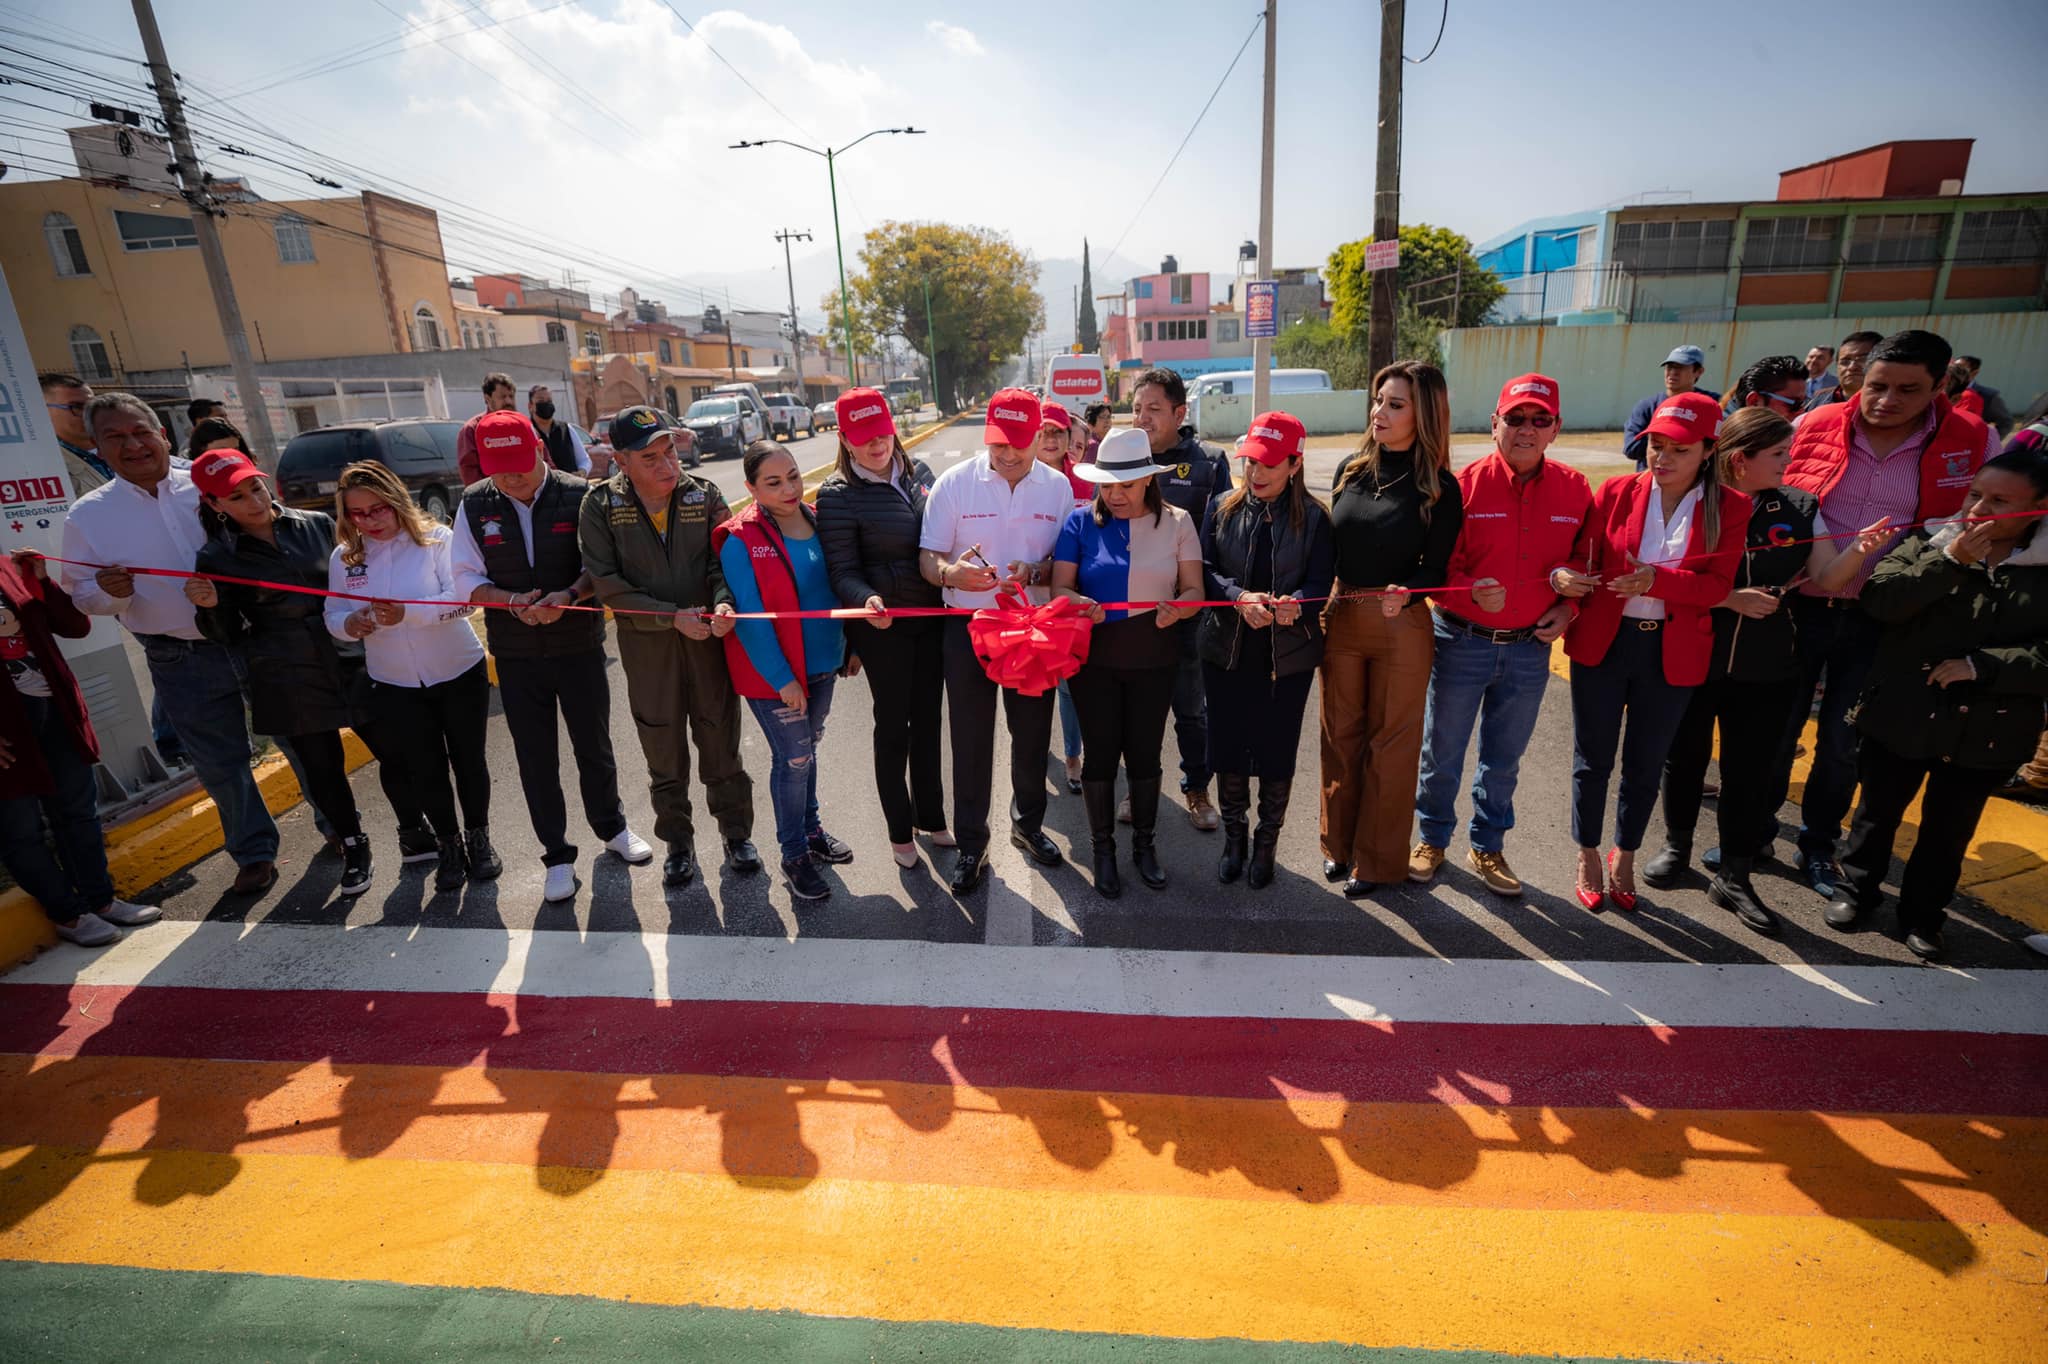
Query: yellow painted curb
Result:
<box><xmin>0</xmin><ymin>730</ymin><xmax>374</xmax><ymax>971</ymax></box>
<box><xmin>1545</xmin><ymin>639</ymin><xmax>2048</xmax><ymax>932</ymax></box>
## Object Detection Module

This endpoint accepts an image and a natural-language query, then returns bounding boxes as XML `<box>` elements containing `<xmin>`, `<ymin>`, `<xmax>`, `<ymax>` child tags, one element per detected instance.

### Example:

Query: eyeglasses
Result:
<box><xmin>45</xmin><ymin>400</ymin><xmax>88</xmax><ymax>415</ymax></box>
<box><xmin>1759</xmin><ymin>391</ymin><xmax>1801</xmax><ymax>409</ymax></box>
<box><xmin>1499</xmin><ymin>413</ymin><xmax>1555</xmax><ymax>428</ymax></box>
<box><xmin>345</xmin><ymin>503</ymin><xmax>395</xmax><ymax>522</ymax></box>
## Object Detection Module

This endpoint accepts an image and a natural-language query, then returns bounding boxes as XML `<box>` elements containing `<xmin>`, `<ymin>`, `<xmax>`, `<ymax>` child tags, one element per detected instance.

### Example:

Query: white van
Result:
<box><xmin>1188</xmin><ymin>368</ymin><xmax>1332</xmax><ymax>428</ymax></box>
<box><xmin>1043</xmin><ymin>353</ymin><xmax>1108</xmax><ymax>420</ymax></box>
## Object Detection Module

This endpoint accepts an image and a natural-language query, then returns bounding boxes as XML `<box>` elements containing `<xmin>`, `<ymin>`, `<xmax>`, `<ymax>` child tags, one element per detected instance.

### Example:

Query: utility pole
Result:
<box><xmin>921</xmin><ymin>276</ymin><xmax>939</xmax><ymax>413</ymax></box>
<box><xmin>775</xmin><ymin>228</ymin><xmax>812</xmax><ymax>400</ymax></box>
<box><xmin>132</xmin><ymin>0</ymin><xmax>280</xmax><ymax>467</ymax></box>
<box><xmin>1367</xmin><ymin>0</ymin><xmax>1404</xmax><ymax>378</ymax></box>
<box><xmin>723</xmin><ymin>287</ymin><xmax>738</xmax><ymax>380</ymax></box>
<box><xmin>1252</xmin><ymin>0</ymin><xmax>1277</xmax><ymax>414</ymax></box>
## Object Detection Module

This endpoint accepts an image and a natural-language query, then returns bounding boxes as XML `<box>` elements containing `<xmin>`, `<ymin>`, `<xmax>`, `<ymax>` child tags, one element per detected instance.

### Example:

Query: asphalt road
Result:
<box><xmin>119</xmin><ymin>411</ymin><xmax>2046</xmax><ymax>976</ymax></box>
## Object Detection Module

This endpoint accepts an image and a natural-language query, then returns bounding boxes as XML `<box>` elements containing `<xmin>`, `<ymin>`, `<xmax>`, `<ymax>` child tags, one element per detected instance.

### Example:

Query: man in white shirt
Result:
<box><xmin>57</xmin><ymin>394</ymin><xmax>281</xmax><ymax>895</ymax></box>
<box><xmin>918</xmin><ymin>387</ymin><xmax>1073</xmax><ymax>893</ymax></box>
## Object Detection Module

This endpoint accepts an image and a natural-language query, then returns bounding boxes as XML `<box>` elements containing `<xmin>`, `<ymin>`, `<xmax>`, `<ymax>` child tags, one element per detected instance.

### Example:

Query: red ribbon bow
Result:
<box><xmin>968</xmin><ymin>590</ymin><xmax>1093</xmax><ymax>696</ymax></box>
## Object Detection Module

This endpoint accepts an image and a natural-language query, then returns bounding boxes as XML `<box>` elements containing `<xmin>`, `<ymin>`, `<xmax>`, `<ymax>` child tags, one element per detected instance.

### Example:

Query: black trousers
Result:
<box><xmin>847</xmin><ymin>616</ymin><xmax>947</xmax><ymax>844</ymax></box>
<box><xmin>943</xmin><ymin>617</ymin><xmax>1054</xmax><ymax>855</ymax></box>
<box><xmin>1204</xmin><ymin>662</ymin><xmax>1314</xmax><ymax>779</ymax></box>
<box><xmin>1660</xmin><ymin>673</ymin><xmax>1804</xmax><ymax>857</ymax></box>
<box><xmin>1069</xmin><ymin>658</ymin><xmax>1178</xmax><ymax>783</ymax></box>
<box><xmin>1841</xmin><ymin>736</ymin><xmax>2006</xmax><ymax>937</ymax></box>
<box><xmin>286</xmin><ymin>729</ymin><xmax>364</xmax><ymax>841</ymax></box>
<box><xmin>495</xmin><ymin>649</ymin><xmax>627</xmax><ymax>867</ymax></box>
<box><xmin>370</xmin><ymin>661</ymin><xmax>491</xmax><ymax>838</ymax></box>
<box><xmin>1768</xmin><ymin>598</ymin><xmax>1881</xmax><ymax>859</ymax></box>
<box><xmin>1568</xmin><ymin>626</ymin><xmax>1695</xmax><ymax>852</ymax></box>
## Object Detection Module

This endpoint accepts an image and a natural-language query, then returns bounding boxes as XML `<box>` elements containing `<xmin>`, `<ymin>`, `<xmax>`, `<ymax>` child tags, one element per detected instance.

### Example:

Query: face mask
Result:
<box><xmin>533</xmin><ymin>401</ymin><xmax>556</xmax><ymax>420</ymax></box>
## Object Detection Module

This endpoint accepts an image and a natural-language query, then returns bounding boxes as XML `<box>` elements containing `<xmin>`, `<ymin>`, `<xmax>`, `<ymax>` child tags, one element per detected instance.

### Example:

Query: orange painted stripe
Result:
<box><xmin>3</xmin><ymin>1053</ymin><xmax>2038</xmax><ymax>1227</ymax></box>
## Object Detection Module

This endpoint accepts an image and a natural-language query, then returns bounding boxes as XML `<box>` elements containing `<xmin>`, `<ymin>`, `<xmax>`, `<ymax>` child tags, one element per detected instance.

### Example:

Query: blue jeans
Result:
<box><xmin>744</xmin><ymin>673</ymin><xmax>836</xmax><ymax>864</ymax></box>
<box><xmin>1171</xmin><ymin>629</ymin><xmax>1210</xmax><ymax>793</ymax></box>
<box><xmin>137</xmin><ymin>635</ymin><xmax>279</xmax><ymax>866</ymax></box>
<box><xmin>0</xmin><ymin>695</ymin><xmax>114</xmax><ymax>922</ymax></box>
<box><xmin>1414</xmin><ymin>621</ymin><xmax>1551</xmax><ymax>853</ymax></box>
<box><xmin>1056</xmin><ymin>678</ymin><xmax>1082</xmax><ymax>761</ymax></box>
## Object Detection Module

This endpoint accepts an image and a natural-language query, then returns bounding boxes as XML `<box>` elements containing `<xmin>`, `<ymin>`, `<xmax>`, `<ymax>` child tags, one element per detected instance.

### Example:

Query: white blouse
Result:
<box><xmin>1622</xmin><ymin>484</ymin><xmax>1702</xmax><ymax>621</ymax></box>
<box><xmin>325</xmin><ymin>526</ymin><xmax>485</xmax><ymax>687</ymax></box>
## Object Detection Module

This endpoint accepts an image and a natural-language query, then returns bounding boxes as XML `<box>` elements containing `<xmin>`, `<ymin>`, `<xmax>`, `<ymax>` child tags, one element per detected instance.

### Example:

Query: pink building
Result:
<box><xmin>1103</xmin><ymin>255</ymin><xmax>1232</xmax><ymax>380</ymax></box>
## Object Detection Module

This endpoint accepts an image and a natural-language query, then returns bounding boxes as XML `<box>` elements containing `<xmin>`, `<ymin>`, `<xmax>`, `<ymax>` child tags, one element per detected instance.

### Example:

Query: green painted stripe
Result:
<box><xmin>0</xmin><ymin>1260</ymin><xmax>1674</xmax><ymax>1363</ymax></box>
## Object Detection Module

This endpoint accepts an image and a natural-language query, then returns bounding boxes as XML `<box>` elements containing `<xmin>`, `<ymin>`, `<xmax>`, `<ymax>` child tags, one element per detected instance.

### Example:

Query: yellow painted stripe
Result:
<box><xmin>2</xmin><ymin>1146</ymin><xmax>2040</xmax><ymax>1362</ymax></box>
<box><xmin>1544</xmin><ymin>639</ymin><xmax>2048</xmax><ymax>930</ymax></box>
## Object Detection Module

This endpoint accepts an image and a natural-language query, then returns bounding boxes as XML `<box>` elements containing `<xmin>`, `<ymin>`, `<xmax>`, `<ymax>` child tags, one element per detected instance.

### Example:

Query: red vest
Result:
<box><xmin>710</xmin><ymin>503</ymin><xmax>811</xmax><ymax>700</ymax></box>
<box><xmin>1782</xmin><ymin>395</ymin><xmax>1987</xmax><ymax>524</ymax></box>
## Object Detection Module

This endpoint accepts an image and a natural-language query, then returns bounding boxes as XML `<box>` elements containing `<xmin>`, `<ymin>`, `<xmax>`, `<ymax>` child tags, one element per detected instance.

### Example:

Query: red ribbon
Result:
<box><xmin>967</xmin><ymin>591</ymin><xmax>1093</xmax><ymax>696</ymax></box>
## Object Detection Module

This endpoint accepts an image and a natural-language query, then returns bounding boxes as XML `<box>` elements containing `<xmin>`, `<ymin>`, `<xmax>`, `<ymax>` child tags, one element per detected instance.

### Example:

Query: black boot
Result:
<box><xmin>1082</xmin><ymin>779</ymin><xmax>1120</xmax><ymax>898</ymax></box>
<box><xmin>1708</xmin><ymin>855</ymin><xmax>1779</xmax><ymax>934</ymax></box>
<box><xmin>1216</xmin><ymin>772</ymin><xmax>1251</xmax><ymax>883</ymax></box>
<box><xmin>1247</xmin><ymin>777</ymin><xmax>1292</xmax><ymax>890</ymax></box>
<box><xmin>1640</xmin><ymin>835</ymin><xmax>1691</xmax><ymax>889</ymax></box>
<box><xmin>1128</xmin><ymin>776</ymin><xmax>1168</xmax><ymax>890</ymax></box>
<box><xmin>433</xmin><ymin>834</ymin><xmax>467</xmax><ymax>892</ymax></box>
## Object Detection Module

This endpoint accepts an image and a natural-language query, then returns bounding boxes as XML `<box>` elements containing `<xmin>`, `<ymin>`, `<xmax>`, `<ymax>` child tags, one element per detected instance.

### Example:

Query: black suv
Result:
<box><xmin>277</xmin><ymin>419</ymin><xmax>466</xmax><ymax>521</ymax></box>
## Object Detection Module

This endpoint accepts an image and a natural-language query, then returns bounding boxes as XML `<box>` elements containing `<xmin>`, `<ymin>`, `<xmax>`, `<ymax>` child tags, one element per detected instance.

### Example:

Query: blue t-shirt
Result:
<box><xmin>720</xmin><ymin>526</ymin><xmax>844</xmax><ymax>690</ymax></box>
<box><xmin>1055</xmin><ymin>507</ymin><xmax>1137</xmax><ymax>622</ymax></box>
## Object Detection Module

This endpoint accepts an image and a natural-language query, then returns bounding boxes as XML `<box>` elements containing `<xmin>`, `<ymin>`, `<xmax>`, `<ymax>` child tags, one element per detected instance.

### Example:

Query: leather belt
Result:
<box><xmin>1433</xmin><ymin>606</ymin><xmax>1538</xmax><ymax>645</ymax></box>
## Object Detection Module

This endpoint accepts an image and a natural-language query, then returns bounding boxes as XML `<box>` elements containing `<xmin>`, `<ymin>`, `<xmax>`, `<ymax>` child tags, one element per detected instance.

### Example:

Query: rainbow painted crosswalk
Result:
<box><xmin>3</xmin><ymin>924</ymin><xmax>2045</xmax><ymax>1361</ymax></box>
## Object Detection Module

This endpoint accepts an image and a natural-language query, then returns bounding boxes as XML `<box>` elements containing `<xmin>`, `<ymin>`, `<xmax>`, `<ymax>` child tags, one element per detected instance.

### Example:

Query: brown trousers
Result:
<box><xmin>2020</xmin><ymin>725</ymin><xmax>2048</xmax><ymax>789</ymax></box>
<box><xmin>1320</xmin><ymin>598</ymin><xmax>1435</xmax><ymax>881</ymax></box>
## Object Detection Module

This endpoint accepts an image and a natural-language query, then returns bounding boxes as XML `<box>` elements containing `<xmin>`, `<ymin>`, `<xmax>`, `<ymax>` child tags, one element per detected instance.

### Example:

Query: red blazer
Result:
<box><xmin>1564</xmin><ymin>473</ymin><xmax>1750</xmax><ymax>686</ymax></box>
<box><xmin>0</xmin><ymin>555</ymin><xmax>98</xmax><ymax>800</ymax></box>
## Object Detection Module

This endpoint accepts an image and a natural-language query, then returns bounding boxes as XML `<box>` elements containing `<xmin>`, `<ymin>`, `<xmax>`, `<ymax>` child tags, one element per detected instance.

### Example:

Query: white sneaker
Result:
<box><xmin>605</xmin><ymin>828</ymin><xmax>654</xmax><ymax>864</ymax></box>
<box><xmin>54</xmin><ymin>912</ymin><xmax>119</xmax><ymax>947</ymax></box>
<box><xmin>96</xmin><ymin>898</ymin><xmax>162</xmax><ymax>927</ymax></box>
<box><xmin>543</xmin><ymin>863</ymin><xmax>578</xmax><ymax>902</ymax></box>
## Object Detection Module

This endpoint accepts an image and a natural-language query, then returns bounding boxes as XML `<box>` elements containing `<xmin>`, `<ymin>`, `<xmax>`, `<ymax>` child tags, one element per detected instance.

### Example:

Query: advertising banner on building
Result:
<box><xmin>1244</xmin><ymin>281</ymin><xmax>1279</xmax><ymax>339</ymax></box>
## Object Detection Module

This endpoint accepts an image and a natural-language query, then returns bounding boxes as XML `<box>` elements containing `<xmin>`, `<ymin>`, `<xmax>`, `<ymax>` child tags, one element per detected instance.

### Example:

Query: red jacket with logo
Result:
<box><xmin>710</xmin><ymin>502</ymin><xmax>809</xmax><ymax>700</ymax></box>
<box><xmin>1442</xmin><ymin>452</ymin><xmax>1594</xmax><ymax>630</ymax></box>
<box><xmin>1564</xmin><ymin>473</ymin><xmax>1750</xmax><ymax>686</ymax></box>
<box><xmin>1782</xmin><ymin>395</ymin><xmax>1989</xmax><ymax>524</ymax></box>
<box><xmin>0</xmin><ymin>557</ymin><xmax>98</xmax><ymax>801</ymax></box>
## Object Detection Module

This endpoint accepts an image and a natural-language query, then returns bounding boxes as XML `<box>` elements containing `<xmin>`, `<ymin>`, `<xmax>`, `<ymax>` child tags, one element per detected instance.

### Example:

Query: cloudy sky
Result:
<box><xmin>15</xmin><ymin>0</ymin><xmax>2048</xmax><ymax>331</ymax></box>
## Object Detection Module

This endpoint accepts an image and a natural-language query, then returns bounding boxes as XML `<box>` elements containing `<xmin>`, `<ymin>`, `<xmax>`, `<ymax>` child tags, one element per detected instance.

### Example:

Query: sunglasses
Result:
<box><xmin>345</xmin><ymin>503</ymin><xmax>396</xmax><ymax>522</ymax></box>
<box><xmin>1499</xmin><ymin>413</ymin><xmax>1555</xmax><ymax>428</ymax></box>
<box><xmin>1758</xmin><ymin>390</ymin><xmax>1801</xmax><ymax>409</ymax></box>
<box><xmin>46</xmin><ymin>400</ymin><xmax>88</xmax><ymax>415</ymax></box>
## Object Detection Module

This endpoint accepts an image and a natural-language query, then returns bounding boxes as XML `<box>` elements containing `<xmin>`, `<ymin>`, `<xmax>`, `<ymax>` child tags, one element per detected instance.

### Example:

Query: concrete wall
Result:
<box><xmin>1441</xmin><ymin>310</ymin><xmax>2048</xmax><ymax>431</ymax></box>
<box><xmin>1197</xmin><ymin>389</ymin><xmax>1371</xmax><ymax>441</ymax></box>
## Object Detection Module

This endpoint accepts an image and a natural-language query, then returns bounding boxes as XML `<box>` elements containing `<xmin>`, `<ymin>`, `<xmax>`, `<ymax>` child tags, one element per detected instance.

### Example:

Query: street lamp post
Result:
<box><xmin>921</xmin><ymin>276</ymin><xmax>939</xmax><ymax>414</ymax></box>
<box><xmin>732</xmin><ymin>128</ymin><xmax>924</xmax><ymax>389</ymax></box>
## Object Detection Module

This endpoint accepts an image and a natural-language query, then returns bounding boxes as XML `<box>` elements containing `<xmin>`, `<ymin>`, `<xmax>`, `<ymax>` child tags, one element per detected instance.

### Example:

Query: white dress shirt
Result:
<box><xmin>325</xmin><ymin>525</ymin><xmax>485</xmax><ymax>687</ymax></box>
<box><xmin>1623</xmin><ymin>484</ymin><xmax>1702</xmax><ymax>621</ymax></box>
<box><xmin>918</xmin><ymin>452</ymin><xmax>1071</xmax><ymax>609</ymax></box>
<box><xmin>58</xmin><ymin>466</ymin><xmax>211</xmax><ymax>639</ymax></box>
<box><xmin>449</xmin><ymin>492</ymin><xmax>537</xmax><ymax>600</ymax></box>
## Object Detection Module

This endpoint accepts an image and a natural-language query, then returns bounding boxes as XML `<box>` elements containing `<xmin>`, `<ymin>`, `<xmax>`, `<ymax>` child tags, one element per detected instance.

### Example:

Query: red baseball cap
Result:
<box><xmin>984</xmin><ymin>387</ymin><xmax>1042</xmax><ymax>450</ymax></box>
<box><xmin>1040</xmin><ymin>402</ymin><xmax>1071</xmax><ymax>431</ymax></box>
<box><xmin>475</xmin><ymin>410</ymin><xmax>542</xmax><ymax>476</ymax></box>
<box><xmin>835</xmin><ymin>388</ymin><xmax>896</xmax><ymax>446</ymax></box>
<box><xmin>1643</xmin><ymin>395</ymin><xmax>1722</xmax><ymax>445</ymax></box>
<box><xmin>191</xmin><ymin>448</ymin><xmax>266</xmax><ymax>498</ymax></box>
<box><xmin>1495</xmin><ymin>373</ymin><xmax>1560</xmax><ymax>418</ymax></box>
<box><xmin>1240</xmin><ymin>411</ymin><xmax>1305</xmax><ymax>466</ymax></box>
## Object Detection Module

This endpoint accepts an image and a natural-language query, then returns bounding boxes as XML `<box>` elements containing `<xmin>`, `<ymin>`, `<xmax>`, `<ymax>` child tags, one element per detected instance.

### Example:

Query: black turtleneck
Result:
<box><xmin>1328</xmin><ymin>447</ymin><xmax>1464</xmax><ymax>595</ymax></box>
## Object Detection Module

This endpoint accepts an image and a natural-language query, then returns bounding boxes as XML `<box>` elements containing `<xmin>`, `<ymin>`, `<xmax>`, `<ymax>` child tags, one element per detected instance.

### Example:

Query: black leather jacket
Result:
<box><xmin>195</xmin><ymin>507</ymin><xmax>364</xmax><ymax>737</ymax></box>
<box><xmin>1199</xmin><ymin>491</ymin><xmax>1335</xmax><ymax>679</ymax></box>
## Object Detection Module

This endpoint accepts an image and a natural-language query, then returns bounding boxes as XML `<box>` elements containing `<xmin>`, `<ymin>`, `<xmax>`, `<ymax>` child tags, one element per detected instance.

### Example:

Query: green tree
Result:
<box><xmin>1076</xmin><ymin>239</ymin><xmax>1099</xmax><ymax>354</ymax></box>
<box><xmin>1326</xmin><ymin>224</ymin><xmax>1505</xmax><ymax>335</ymax></box>
<box><xmin>833</xmin><ymin>221</ymin><xmax>1044</xmax><ymax>412</ymax></box>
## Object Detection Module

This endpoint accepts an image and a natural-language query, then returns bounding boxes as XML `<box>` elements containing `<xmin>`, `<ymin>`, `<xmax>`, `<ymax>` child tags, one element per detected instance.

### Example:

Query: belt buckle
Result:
<box><xmin>1636</xmin><ymin>619</ymin><xmax>1660</xmax><ymax>632</ymax></box>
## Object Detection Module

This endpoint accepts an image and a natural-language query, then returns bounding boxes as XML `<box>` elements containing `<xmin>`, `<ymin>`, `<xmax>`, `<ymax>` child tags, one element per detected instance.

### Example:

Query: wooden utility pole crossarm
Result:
<box><xmin>131</xmin><ymin>0</ymin><xmax>281</xmax><ymax>468</ymax></box>
<box><xmin>1367</xmin><ymin>0</ymin><xmax>1404</xmax><ymax>379</ymax></box>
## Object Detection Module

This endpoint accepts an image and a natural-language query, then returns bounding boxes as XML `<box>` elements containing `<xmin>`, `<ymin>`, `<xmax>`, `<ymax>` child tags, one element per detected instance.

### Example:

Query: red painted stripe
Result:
<box><xmin>3</xmin><ymin>983</ymin><xmax>2042</xmax><ymax>1114</ymax></box>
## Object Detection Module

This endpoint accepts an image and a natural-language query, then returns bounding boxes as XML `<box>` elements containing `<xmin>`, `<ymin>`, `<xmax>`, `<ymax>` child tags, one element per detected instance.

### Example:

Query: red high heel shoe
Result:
<box><xmin>1607</xmin><ymin>849</ymin><xmax>1638</xmax><ymax>912</ymax></box>
<box><xmin>1574</xmin><ymin>852</ymin><xmax>1604</xmax><ymax>910</ymax></box>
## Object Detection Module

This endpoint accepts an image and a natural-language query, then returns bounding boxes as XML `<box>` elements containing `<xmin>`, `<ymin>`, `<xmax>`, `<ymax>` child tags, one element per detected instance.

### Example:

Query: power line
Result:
<box><xmin>1104</xmin><ymin>12</ymin><xmax>1264</xmax><ymax>267</ymax></box>
<box><xmin>201</xmin><ymin>0</ymin><xmax>579</xmax><ymax>102</ymax></box>
<box><xmin>657</xmin><ymin>0</ymin><xmax>815</xmax><ymax>142</ymax></box>
<box><xmin>1406</xmin><ymin>0</ymin><xmax>1448</xmax><ymax>63</ymax></box>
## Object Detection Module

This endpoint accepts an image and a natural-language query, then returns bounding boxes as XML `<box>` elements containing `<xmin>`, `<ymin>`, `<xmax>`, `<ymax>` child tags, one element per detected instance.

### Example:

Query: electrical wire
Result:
<box><xmin>1406</xmin><ymin>0</ymin><xmax>1448</xmax><ymax>64</ymax></box>
<box><xmin>1104</xmin><ymin>11</ymin><xmax>1264</xmax><ymax>266</ymax></box>
<box><xmin>657</xmin><ymin>0</ymin><xmax>815</xmax><ymax>142</ymax></box>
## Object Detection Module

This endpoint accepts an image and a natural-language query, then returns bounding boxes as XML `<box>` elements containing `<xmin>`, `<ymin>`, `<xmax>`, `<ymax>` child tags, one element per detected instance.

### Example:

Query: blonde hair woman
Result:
<box><xmin>1320</xmin><ymin>361</ymin><xmax>1464</xmax><ymax>899</ymax></box>
<box><xmin>323</xmin><ymin>461</ymin><xmax>497</xmax><ymax>894</ymax></box>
